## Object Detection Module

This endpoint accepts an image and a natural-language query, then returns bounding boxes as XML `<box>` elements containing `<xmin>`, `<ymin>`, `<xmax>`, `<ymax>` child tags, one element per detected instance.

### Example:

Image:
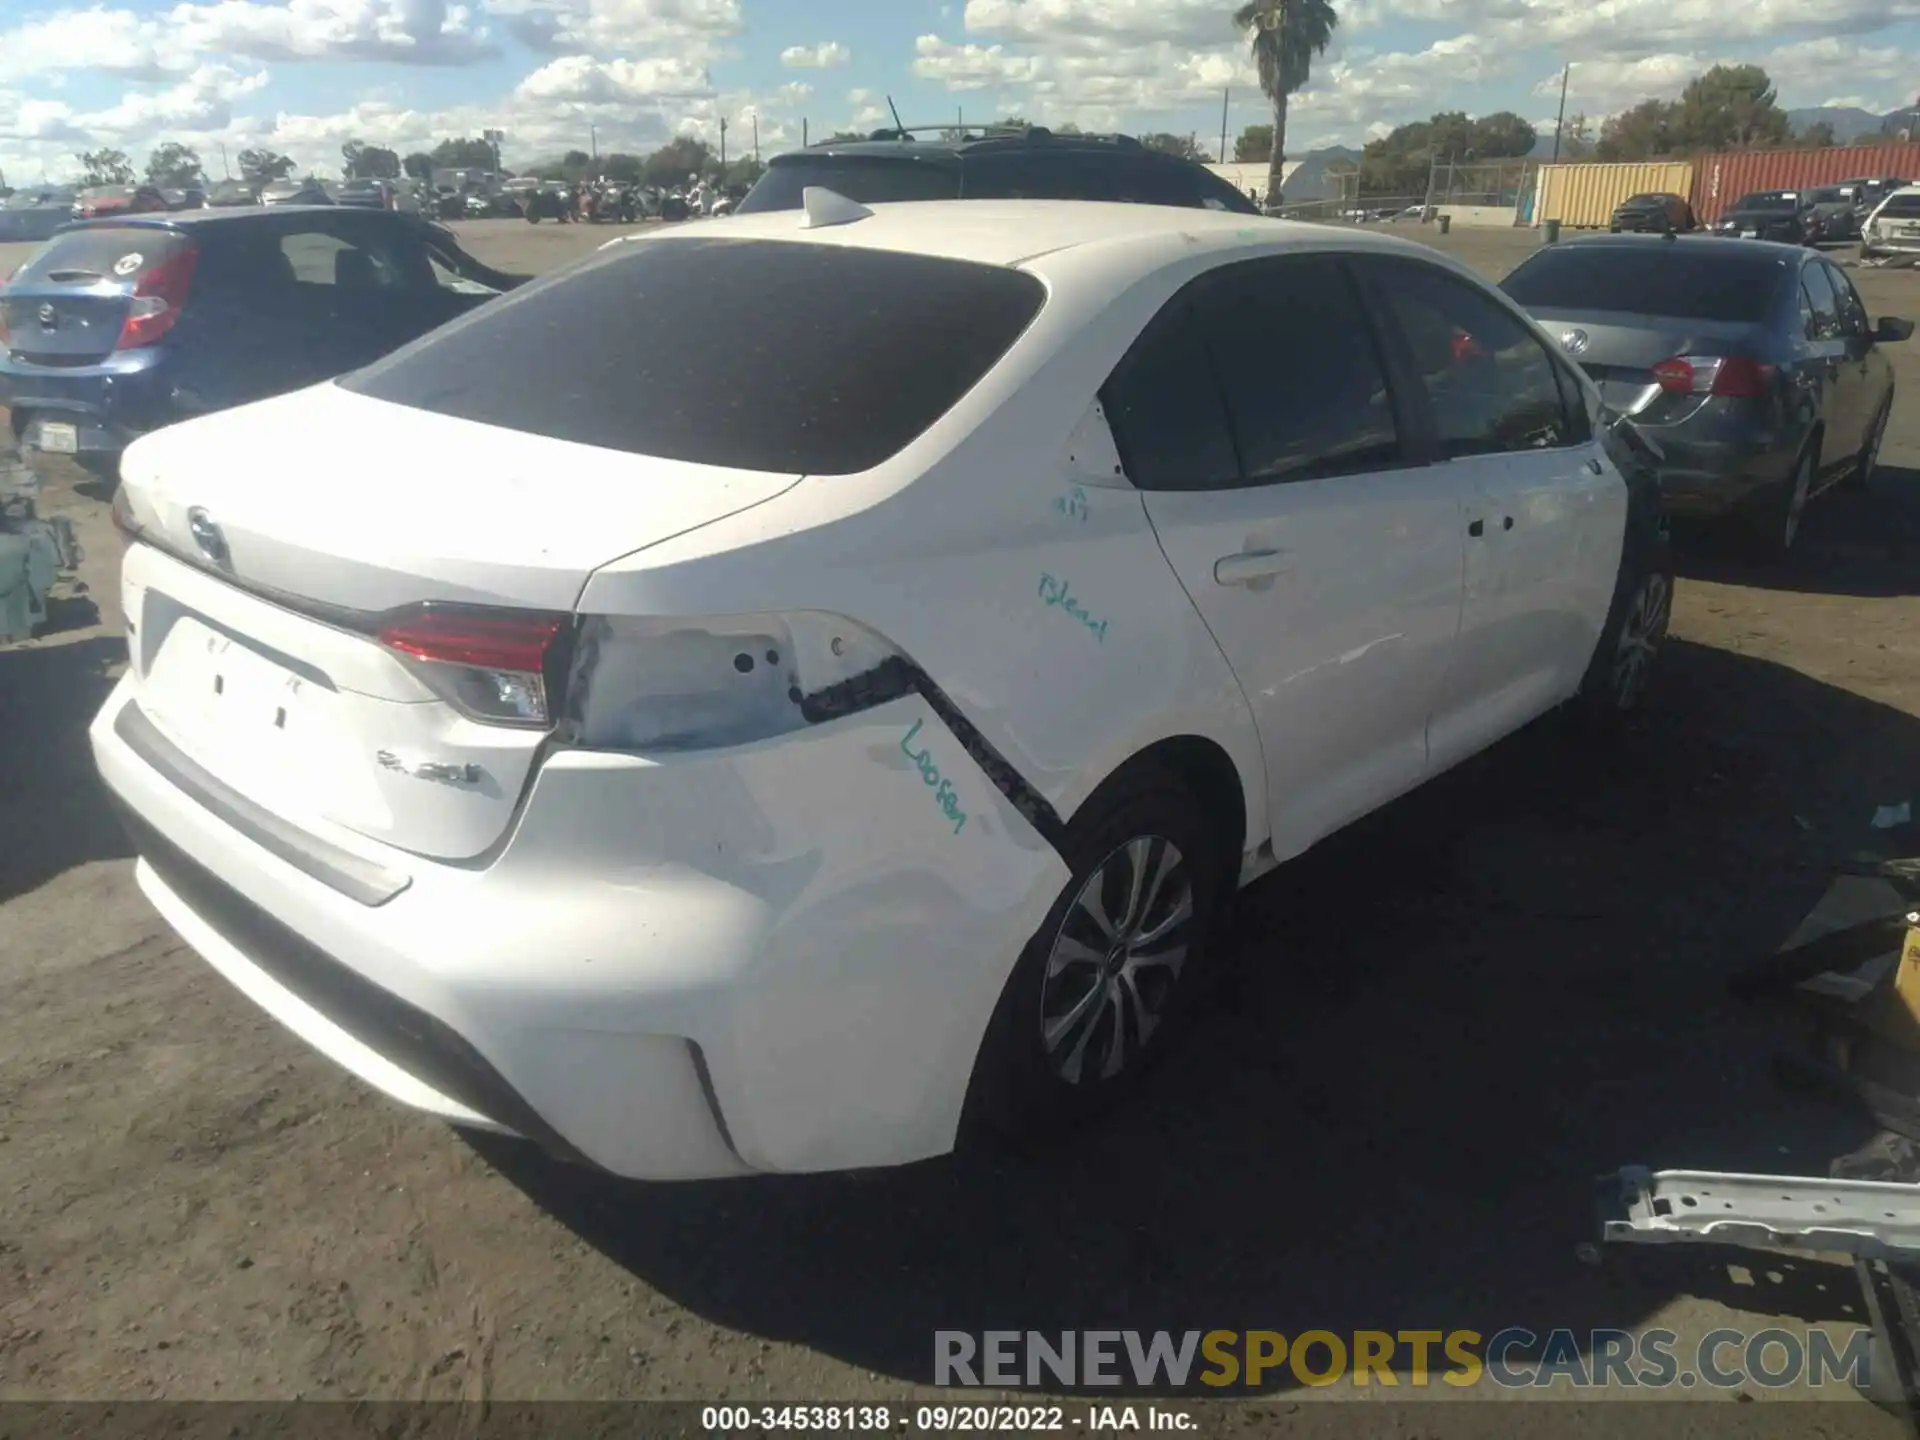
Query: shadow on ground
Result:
<box><xmin>1676</xmin><ymin>464</ymin><xmax>1920</xmax><ymax>599</ymax></box>
<box><xmin>474</xmin><ymin>636</ymin><xmax>1916</xmax><ymax>1395</ymax></box>
<box><xmin>0</xmin><ymin>634</ymin><xmax>131</xmax><ymax>903</ymax></box>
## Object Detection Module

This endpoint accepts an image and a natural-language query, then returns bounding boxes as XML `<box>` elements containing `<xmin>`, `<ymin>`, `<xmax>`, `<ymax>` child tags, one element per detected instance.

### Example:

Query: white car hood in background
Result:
<box><xmin>119</xmin><ymin>382</ymin><xmax>805</xmax><ymax>613</ymax></box>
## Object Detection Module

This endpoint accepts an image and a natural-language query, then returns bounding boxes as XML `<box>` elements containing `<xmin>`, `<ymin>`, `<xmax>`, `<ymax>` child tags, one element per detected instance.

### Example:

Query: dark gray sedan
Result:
<box><xmin>1502</xmin><ymin>234</ymin><xmax>1911</xmax><ymax>553</ymax></box>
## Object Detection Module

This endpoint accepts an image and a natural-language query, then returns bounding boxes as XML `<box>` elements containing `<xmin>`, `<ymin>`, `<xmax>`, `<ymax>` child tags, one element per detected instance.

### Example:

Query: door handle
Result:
<box><xmin>1503</xmin><ymin>516</ymin><xmax>1514</xmax><ymax>531</ymax></box>
<box><xmin>1213</xmin><ymin>548</ymin><xmax>1289</xmax><ymax>587</ymax></box>
<box><xmin>1585</xmin><ymin>457</ymin><xmax>1605</xmax><ymax>476</ymax></box>
<box><xmin>1468</xmin><ymin>519</ymin><xmax>1485</xmax><ymax>537</ymax></box>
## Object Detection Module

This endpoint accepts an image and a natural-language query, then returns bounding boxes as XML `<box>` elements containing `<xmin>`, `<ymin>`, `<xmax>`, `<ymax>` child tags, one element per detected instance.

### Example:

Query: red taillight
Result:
<box><xmin>376</xmin><ymin>606</ymin><xmax>570</xmax><ymax>726</ymax></box>
<box><xmin>114</xmin><ymin>244</ymin><xmax>199</xmax><ymax>351</ymax></box>
<box><xmin>1652</xmin><ymin>354</ymin><xmax>1774</xmax><ymax>399</ymax></box>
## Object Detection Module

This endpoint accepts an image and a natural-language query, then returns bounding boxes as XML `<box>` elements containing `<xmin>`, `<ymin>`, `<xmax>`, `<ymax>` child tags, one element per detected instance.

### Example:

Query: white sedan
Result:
<box><xmin>92</xmin><ymin>195</ymin><xmax>1672</xmax><ymax>1180</ymax></box>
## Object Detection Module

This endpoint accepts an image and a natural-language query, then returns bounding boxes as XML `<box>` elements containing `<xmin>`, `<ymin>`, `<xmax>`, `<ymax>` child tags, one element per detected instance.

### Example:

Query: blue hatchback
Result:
<box><xmin>0</xmin><ymin>206</ymin><xmax>524</xmax><ymax>473</ymax></box>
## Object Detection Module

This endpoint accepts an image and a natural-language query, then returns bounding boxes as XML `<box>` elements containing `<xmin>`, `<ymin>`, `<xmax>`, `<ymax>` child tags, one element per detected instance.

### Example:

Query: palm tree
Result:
<box><xmin>1233</xmin><ymin>0</ymin><xmax>1339</xmax><ymax>210</ymax></box>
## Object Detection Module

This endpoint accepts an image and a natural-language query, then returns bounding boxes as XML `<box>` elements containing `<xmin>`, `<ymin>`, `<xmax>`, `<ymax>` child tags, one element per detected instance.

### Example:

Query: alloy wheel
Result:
<box><xmin>1040</xmin><ymin>835</ymin><xmax>1195</xmax><ymax>1086</ymax></box>
<box><xmin>1611</xmin><ymin>572</ymin><xmax>1671</xmax><ymax>710</ymax></box>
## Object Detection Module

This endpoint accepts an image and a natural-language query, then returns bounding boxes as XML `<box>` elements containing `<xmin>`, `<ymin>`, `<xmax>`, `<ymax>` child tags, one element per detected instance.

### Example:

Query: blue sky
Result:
<box><xmin>0</xmin><ymin>0</ymin><xmax>1916</xmax><ymax>182</ymax></box>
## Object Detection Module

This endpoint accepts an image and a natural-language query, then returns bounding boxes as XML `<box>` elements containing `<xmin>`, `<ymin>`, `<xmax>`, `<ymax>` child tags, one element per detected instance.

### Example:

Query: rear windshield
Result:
<box><xmin>1880</xmin><ymin>195</ymin><xmax>1920</xmax><ymax>218</ymax></box>
<box><xmin>737</xmin><ymin>157</ymin><xmax>961</xmax><ymax>213</ymax></box>
<box><xmin>1807</xmin><ymin>187</ymin><xmax>1845</xmax><ymax>202</ymax></box>
<box><xmin>1501</xmin><ymin>246</ymin><xmax>1787</xmax><ymax>323</ymax></box>
<box><xmin>10</xmin><ymin>227</ymin><xmax>190</xmax><ymax>285</ymax></box>
<box><xmin>1734</xmin><ymin>193</ymin><xmax>1798</xmax><ymax>212</ymax></box>
<box><xmin>340</xmin><ymin>236</ymin><xmax>1046</xmax><ymax>475</ymax></box>
<box><xmin>1621</xmin><ymin>194</ymin><xmax>1668</xmax><ymax>205</ymax></box>
<box><xmin>4</xmin><ymin>192</ymin><xmax>69</xmax><ymax>209</ymax></box>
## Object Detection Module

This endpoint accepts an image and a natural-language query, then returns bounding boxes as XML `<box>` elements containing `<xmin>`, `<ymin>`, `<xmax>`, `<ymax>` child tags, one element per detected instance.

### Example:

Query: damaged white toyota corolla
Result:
<box><xmin>92</xmin><ymin>196</ymin><xmax>1672</xmax><ymax>1179</ymax></box>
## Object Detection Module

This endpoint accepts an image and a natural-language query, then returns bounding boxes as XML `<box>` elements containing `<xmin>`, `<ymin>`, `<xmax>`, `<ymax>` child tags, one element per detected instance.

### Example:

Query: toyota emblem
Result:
<box><xmin>36</xmin><ymin>302</ymin><xmax>55</xmax><ymax>329</ymax></box>
<box><xmin>1560</xmin><ymin>328</ymin><xmax>1591</xmax><ymax>355</ymax></box>
<box><xmin>186</xmin><ymin>506</ymin><xmax>230</xmax><ymax>567</ymax></box>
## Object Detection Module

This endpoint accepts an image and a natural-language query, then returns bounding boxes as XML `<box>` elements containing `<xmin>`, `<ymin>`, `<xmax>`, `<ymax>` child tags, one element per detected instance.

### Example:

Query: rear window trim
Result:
<box><xmin>1500</xmin><ymin>244</ymin><xmax>1790</xmax><ymax>326</ymax></box>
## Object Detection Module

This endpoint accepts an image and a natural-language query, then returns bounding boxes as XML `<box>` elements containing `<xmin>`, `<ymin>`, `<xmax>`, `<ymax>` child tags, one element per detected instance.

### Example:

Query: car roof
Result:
<box><xmin>614</xmin><ymin>197</ymin><xmax>1469</xmax><ymax>275</ymax></box>
<box><xmin>62</xmin><ymin>205</ymin><xmax>424</xmax><ymax>232</ymax></box>
<box><xmin>1548</xmin><ymin>232</ymin><xmax>1803</xmax><ymax>260</ymax></box>
<box><xmin>771</xmin><ymin>128</ymin><xmax>1173</xmax><ymax>166</ymax></box>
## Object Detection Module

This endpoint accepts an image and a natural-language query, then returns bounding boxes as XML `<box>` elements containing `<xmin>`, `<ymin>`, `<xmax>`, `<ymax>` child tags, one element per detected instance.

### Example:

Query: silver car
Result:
<box><xmin>1503</xmin><ymin>234</ymin><xmax>1912</xmax><ymax>553</ymax></box>
<box><xmin>1863</xmin><ymin>185</ymin><xmax>1920</xmax><ymax>262</ymax></box>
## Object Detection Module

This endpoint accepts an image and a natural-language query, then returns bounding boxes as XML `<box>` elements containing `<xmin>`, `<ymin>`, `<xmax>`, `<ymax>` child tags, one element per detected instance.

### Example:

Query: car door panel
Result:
<box><xmin>1357</xmin><ymin>255</ymin><xmax>1620</xmax><ymax>770</ymax></box>
<box><xmin>1827</xmin><ymin>262</ymin><xmax>1884</xmax><ymax>471</ymax></box>
<box><xmin>1104</xmin><ymin>254</ymin><xmax>1470</xmax><ymax>861</ymax></box>
<box><xmin>1799</xmin><ymin>262</ymin><xmax>1862</xmax><ymax>477</ymax></box>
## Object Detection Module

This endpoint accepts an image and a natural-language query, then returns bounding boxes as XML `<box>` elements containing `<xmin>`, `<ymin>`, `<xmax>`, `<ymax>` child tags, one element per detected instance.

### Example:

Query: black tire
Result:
<box><xmin>1844</xmin><ymin>393</ymin><xmax>1892</xmax><ymax>492</ymax></box>
<box><xmin>1572</xmin><ymin>516</ymin><xmax>1674</xmax><ymax>727</ymax></box>
<box><xmin>964</xmin><ymin>770</ymin><xmax>1227</xmax><ymax>1145</ymax></box>
<box><xmin>1751</xmin><ymin>438</ymin><xmax>1818</xmax><ymax>556</ymax></box>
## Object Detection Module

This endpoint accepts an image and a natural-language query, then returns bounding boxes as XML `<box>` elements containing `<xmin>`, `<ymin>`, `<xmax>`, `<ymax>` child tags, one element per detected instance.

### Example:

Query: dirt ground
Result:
<box><xmin>3</xmin><ymin>219</ymin><xmax>1920</xmax><ymax>1427</ymax></box>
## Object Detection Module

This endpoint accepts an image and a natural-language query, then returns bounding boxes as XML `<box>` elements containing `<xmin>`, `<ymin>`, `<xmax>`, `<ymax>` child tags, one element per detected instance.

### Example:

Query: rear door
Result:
<box><xmin>1360</xmin><ymin>254</ymin><xmax>1621</xmax><ymax>768</ymax></box>
<box><xmin>1799</xmin><ymin>260</ymin><xmax>1865</xmax><ymax>476</ymax></box>
<box><xmin>1112</xmin><ymin>252</ymin><xmax>1470</xmax><ymax>858</ymax></box>
<box><xmin>1824</xmin><ymin>260</ymin><xmax>1884</xmax><ymax>467</ymax></box>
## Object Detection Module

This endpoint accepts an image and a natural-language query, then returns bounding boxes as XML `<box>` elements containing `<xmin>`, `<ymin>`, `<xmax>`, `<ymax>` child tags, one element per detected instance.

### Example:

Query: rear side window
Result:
<box><xmin>1101</xmin><ymin>299</ymin><xmax>1241</xmax><ymax>491</ymax></box>
<box><xmin>341</xmin><ymin>237</ymin><xmax>1044</xmax><ymax>475</ymax></box>
<box><xmin>1192</xmin><ymin>255</ymin><xmax>1401</xmax><ymax>483</ymax></box>
<box><xmin>10</xmin><ymin>227</ymin><xmax>191</xmax><ymax>286</ymax></box>
<box><xmin>1800</xmin><ymin>262</ymin><xmax>1840</xmax><ymax>339</ymax></box>
<box><xmin>1501</xmin><ymin>247</ymin><xmax>1788</xmax><ymax>324</ymax></box>
<box><xmin>735</xmin><ymin>157</ymin><xmax>961</xmax><ymax>213</ymax></box>
<box><xmin>1370</xmin><ymin>259</ymin><xmax>1574</xmax><ymax>459</ymax></box>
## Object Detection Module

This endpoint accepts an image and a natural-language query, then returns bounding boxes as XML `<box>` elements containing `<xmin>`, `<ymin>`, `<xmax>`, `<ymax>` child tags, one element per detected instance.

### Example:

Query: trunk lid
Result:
<box><xmin>117</xmin><ymin>382</ymin><xmax>805</xmax><ymax>860</ymax></box>
<box><xmin>0</xmin><ymin>224</ymin><xmax>187</xmax><ymax>364</ymax></box>
<box><xmin>1526</xmin><ymin>308</ymin><xmax>1765</xmax><ymax>416</ymax></box>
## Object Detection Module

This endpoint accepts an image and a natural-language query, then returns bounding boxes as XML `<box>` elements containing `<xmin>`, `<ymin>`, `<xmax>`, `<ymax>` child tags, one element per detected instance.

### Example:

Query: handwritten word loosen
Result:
<box><xmin>1053</xmin><ymin>486</ymin><xmax>1089</xmax><ymax>522</ymax></box>
<box><xmin>899</xmin><ymin>720</ymin><xmax>968</xmax><ymax>836</ymax></box>
<box><xmin>1038</xmin><ymin>572</ymin><xmax>1109</xmax><ymax>644</ymax></box>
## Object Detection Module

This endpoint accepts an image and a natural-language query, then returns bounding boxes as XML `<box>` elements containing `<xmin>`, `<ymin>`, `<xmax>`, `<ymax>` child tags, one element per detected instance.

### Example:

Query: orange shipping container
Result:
<box><xmin>1691</xmin><ymin>142</ymin><xmax>1920</xmax><ymax>223</ymax></box>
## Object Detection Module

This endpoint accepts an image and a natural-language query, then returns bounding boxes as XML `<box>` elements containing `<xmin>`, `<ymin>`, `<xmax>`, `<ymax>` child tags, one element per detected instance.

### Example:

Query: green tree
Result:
<box><xmin>236</xmin><ymin>148</ymin><xmax>295</xmax><ymax>184</ymax></box>
<box><xmin>1234</xmin><ymin>123</ymin><xmax>1273</xmax><ymax>162</ymax></box>
<box><xmin>430</xmin><ymin>137</ymin><xmax>498</xmax><ymax>170</ymax></box>
<box><xmin>341</xmin><ymin>140</ymin><xmax>402</xmax><ymax>179</ymax></box>
<box><xmin>1595</xmin><ymin>99</ymin><xmax>1681</xmax><ymax>161</ymax></box>
<box><xmin>600</xmin><ymin>152</ymin><xmax>644</xmax><ymax>183</ymax></box>
<box><xmin>1470</xmin><ymin>111</ymin><xmax>1538</xmax><ymax>159</ymax></box>
<box><xmin>401</xmin><ymin>151</ymin><xmax>435</xmax><ymax>180</ymax></box>
<box><xmin>1233</xmin><ymin>0</ymin><xmax>1339</xmax><ymax>207</ymax></box>
<box><xmin>724</xmin><ymin>157</ymin><xmax>766</xmax><ymax>188</ymax></box>
<box><xmin>1676</xmin><ymin>64</ymin><xmax>1789</xmax><ymax>152</ymax></box>
<box><xmin>1141</xmin><ymin>132</ymin><xmax>1206</xmax><ymax>161</ymax></box>
<box><xmin>144</xmin><ymin>142</ymin><xmax>202</xmax><ymax>188</ymax></box>
<box><xmin>1796</xmin><ymin>119</ymin><xmax>1837</xmax><ymax>148</ymax></box>
<box><xmin>76</xmin><ymin>148</ymin><xmax>135</xmax><ymax>185</ymax></box>
<box><xmin>643</xmin><ymin>135</ymin><xmax>716</xmax><ymax>187</ymax></box>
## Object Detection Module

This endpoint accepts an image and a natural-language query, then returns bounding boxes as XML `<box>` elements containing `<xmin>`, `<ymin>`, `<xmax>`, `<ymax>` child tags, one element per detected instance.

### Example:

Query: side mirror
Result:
<box><xmin>1876</xmin><ymin>316</ymin><xmax>1915</xmax><ymax>343</ymax></box>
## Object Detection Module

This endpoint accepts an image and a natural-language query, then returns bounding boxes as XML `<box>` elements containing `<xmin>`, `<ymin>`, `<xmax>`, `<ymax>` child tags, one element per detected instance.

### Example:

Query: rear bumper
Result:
<box><xmin>1634</xmin><ymin>418</ymin><xmax>1801</xmax><ymax>520</ymax></box>
<box><xmin>0</xmin><ymin>355</ymin><xmax>175</xmax><ymax>452</ymax></box>
<box><xmin>91</xmin><ymin>675</ymin><xmax>1069</xmax><ymax>1181</ymax></box>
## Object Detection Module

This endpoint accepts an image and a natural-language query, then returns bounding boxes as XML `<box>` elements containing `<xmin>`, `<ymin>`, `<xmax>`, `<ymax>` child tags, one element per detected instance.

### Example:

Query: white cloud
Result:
<box><xmin>484</xmin><ymin>0</ymin><xmax>740</xmax><ymax>56</ymax></box>
<box><xmin>1530</xmin><ymin>36</ymin><xmax>1918</xmax><ymax>120</ymax></box>
<box><xmin>514</xmin><ymin>54</ymin><xmax>715</xmax><ymax>103</ymax></box>
<box><xmin>912</xmin><ymin>35</ymin><xmax>1044</xmax><ymax>91</ymax></box>
<box><xmin>779</xmin><ymin>41</ymin><xmax>849</xmax><ymax>69</ymax></box>
<box><xmin>0</xmin><ymin>0</ymin><xmax>494</xmax><ymax>81</ymax></box>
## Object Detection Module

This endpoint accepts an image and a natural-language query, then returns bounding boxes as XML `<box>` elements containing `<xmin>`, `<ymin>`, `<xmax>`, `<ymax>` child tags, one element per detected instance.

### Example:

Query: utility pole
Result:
<box><xmin>803</xmin><ymin>118</ymin><xmax>810</xmax><ymax>147</ymax></box>
<box><xmin>752</xmin><ymin>114</ymin><xmax>760</xmax><ymax>162</ymax></box>
<box><xmin>1220</xmin><ymin>87</ymin><xmax>1230</xmax><ymax>164</ymax></box>
<box><xmin>719</xmin><ymin>116</ymin><xmax>728</xmax><ymax>171</ymax></box>
<box><xmin>1551</xmin><ymin>63</ymin><xmax>1571</xmax><ymax>163</ymax></box>
<box><xmin>219</xmin><ymin>142</ymin><xmax>230</xmax><ymax>179</ymax></box>
<box><xmin>589</xmin><ymin>122</ymin><xmax>598</xmax><ymax>161</ymax></box>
